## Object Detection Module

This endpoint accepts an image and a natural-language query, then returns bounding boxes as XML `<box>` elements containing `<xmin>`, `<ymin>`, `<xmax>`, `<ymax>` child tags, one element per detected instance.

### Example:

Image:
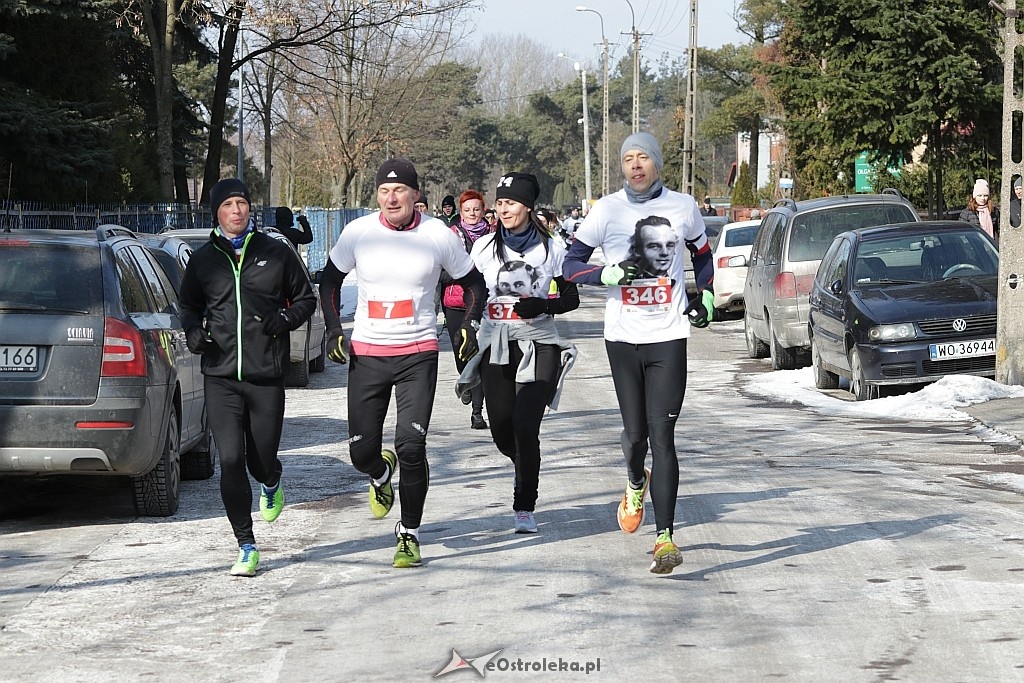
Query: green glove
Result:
<box><xmin>326</xmin><ymin>327</ymin><xmax>348</xmax><ymax>364</ymax></box>
<box><xmin>683</xmin><ymin>288</ymin><xmax>716</xmax><ymax>328</ymax></box>
<box><xmin>600</xmin><ymin>259</ymin><xmax>640</xmax><ymax>286</ymax></box>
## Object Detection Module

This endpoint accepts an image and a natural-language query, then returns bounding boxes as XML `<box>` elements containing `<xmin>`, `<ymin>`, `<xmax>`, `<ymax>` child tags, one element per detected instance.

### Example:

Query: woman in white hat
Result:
<box><xmin>959</xmin><ymin>178</ymin><xmax>1000</xmax><ymax>240</ymax></box>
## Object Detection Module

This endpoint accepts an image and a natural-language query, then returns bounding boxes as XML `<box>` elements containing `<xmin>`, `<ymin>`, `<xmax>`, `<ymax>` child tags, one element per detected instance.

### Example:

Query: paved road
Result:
<box><xmin>2</xmin><ymin>289</ymin><xmax>1023</xmax><ymax>682</ymax></box>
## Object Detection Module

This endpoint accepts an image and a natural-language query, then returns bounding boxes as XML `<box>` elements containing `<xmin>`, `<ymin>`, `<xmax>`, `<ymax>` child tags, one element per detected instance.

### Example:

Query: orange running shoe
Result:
<box><xmin>617</xmin><ymin>468</ymin><xmax>650</xmax><ymax>533</ymax></box>
<box><xmin>650</xmin><ymin>529</ymin><xmax>683</xmax><ymax>575</ymax></box>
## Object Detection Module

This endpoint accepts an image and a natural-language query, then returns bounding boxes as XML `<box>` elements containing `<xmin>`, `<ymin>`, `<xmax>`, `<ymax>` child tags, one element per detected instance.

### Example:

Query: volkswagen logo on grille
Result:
<box><xmin>952</xmin><ymin>318</ymin><xmax>967</xmax><ymax>332</ymax></box>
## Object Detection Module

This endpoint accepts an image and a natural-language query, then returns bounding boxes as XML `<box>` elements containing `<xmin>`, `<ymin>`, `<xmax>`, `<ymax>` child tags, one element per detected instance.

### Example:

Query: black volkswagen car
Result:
<box><xmin>807</xmin><ymin>221</ymin><xmax>998</xmax><ymax>400</ymax></box>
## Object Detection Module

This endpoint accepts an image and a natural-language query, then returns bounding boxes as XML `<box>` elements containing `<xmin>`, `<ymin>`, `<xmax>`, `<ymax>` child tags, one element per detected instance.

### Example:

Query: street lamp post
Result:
<box><xmin>576</xmin><ymin>6</ymin><xmax>609</xmax><ymax>197</ymax></box>
<box><xmin>624</xmin><ymin>0</ymin><xmax>639</xmax><ymax>133</ymax></box>
<box><xmin>558</xmin><ymin>54</ymin><xmax>593</xmax><ymax>208</ymax></box>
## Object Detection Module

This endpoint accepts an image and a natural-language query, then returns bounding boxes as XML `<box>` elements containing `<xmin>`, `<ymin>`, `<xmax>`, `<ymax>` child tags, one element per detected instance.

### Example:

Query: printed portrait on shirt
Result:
<box><xmin>494</xmin><ymin>260</ymin><xmax>541</xmax><ymax>298</ymax></box>
<box><xmin>629</xmin><ymin>215</ymin><xmax>677</xmax><ymax>277</ymax></box>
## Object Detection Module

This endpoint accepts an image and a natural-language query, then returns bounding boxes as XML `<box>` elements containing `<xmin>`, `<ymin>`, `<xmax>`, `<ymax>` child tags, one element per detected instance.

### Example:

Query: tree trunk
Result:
<box><xmin>747</xmin><ymin>124</ymin><xmax>761</xmax><ymax>197</ymax></box>
<box><xmin>201</xmin><ymin>1</ymin><xmax>245</xmax><ymax>205</ymax></box>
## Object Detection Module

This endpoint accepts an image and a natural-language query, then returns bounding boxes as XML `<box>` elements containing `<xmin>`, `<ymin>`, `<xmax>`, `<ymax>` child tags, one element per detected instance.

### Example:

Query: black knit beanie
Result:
<box><xmin>209</xmin><ymin>178</ymin><xmax>251</xmax><ymax>218</ymax></box>
<box><xmin>495</xmin><ymin>172</ymin><xmax>540</xmax><ymax>208</ymax></box>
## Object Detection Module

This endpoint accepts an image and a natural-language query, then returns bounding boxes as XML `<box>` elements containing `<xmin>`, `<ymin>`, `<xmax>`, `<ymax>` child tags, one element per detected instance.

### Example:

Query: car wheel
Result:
<box><xmin>309</xmin><ymin>332</ymin><xmax>326</xmax><ymax>374</ymax></box>
<box><xmin>181</xmin><ymin>409</ymin><xmax>216</xmax><ymax>481</ymax></box>
<box><xmin>744</xmin><ymin>310</ymin><xmax>769</xmax><ymax>358</ymax></box>
<box><xmin>286</xmin><ymin>344</ymin><xmax>310</xmax><ymax>387</ymax></box>
<box><xmin>769</xmin><ymin>320</ymin><xmax>798</xmax><ymax>370</ymax></box>
<box><xmin>848</xmin><ymin>348</ymin><xmax>878</xmax><ymax>401</ymax></box>
<box><xmin>133</xmin><ymin>408</ymin><xmax>181</xmax><ymax>516</ymax></box>
<box><xmin>811</xmin><ymin>337</ymin><xmax>840</xmax><ymax>390</ymax></box>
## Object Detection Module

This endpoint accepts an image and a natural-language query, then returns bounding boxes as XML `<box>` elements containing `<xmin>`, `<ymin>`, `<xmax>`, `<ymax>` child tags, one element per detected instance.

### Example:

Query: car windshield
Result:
<box><xmin>854</xmin><ymin>230</ymin><xmax>999</xmax><ymax>286</ymax></box>
<box><xmin>789</xmin><ymin>204</ymin><xmax>918</xmax><ymax>262</ymax></box>
<box><xmin>0</xmin><ymin>243</ymin><xmax>103</xmax><ymax>313</ymax></box>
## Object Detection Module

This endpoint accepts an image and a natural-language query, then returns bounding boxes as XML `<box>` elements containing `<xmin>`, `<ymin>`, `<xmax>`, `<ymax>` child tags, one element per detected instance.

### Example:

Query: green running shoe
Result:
<box><xmin>230</xmin><ymin>543</ymin><xmax>260</xmax><ymax>577</ymax></box>
<box><xmin>259</xmin><ymin>481</ymin><xmax>284</xmax><ymax>523</ymax></box>
<box><xmin>393</xmin><ymin>523</ymin><xmax>422</xmax><ymax>568</ymax></box>
<box><xmin>369</xmin><ymin>449</ymin><xmax>397</xmax><ymax>519</ymax></box>
<box><xmin>650</xmin><ymin>529</ymin><xmax>683</xmax><ymax>575</ymax></box>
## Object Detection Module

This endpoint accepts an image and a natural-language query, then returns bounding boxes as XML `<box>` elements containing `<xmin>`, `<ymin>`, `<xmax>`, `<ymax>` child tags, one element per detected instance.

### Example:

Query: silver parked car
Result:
<box><xmin>160</xmin><ymin>226</ymin><xmax>326</xmax><ymax>387</ymax></box>
<box><xmin>0</xmin><ymin>226</ymin><xmax>212</xmax><ymax>516</ymax></box>
<box><xmin>740</xmin><ymin>190</ymin><xmax>919</xmax><ymax>370</ymax></box>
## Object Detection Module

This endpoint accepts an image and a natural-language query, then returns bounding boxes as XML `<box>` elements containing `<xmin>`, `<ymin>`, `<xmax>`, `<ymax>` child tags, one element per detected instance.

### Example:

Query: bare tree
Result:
<box><xmin>469</xmin><ymin>33</ymin><xmax>575</xmax><ymax>117</ymax></box>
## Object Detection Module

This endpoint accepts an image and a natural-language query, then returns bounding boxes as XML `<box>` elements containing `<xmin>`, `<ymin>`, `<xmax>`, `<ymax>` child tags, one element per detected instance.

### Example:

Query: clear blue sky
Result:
<box><xmin>471</xmin><ymin>0</ymin><xmax>745</xmax><ymax>64</ymax></box>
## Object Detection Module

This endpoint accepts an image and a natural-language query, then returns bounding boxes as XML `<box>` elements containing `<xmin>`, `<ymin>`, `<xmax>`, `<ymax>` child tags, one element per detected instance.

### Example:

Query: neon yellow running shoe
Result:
<box><xmin>650</xmin><ymin>529</ymin><xmax>682</xmax><ymax>575</ymax></box>
<box><xmin>617</xmin><ymin>468</ymin><xmax>650</xmax><ymax>533</ymax></box>
<box><xmin>393</xmin><ymin>523</ymin><xmax>422</xmax><ymax>568</ymax></box>
<box><xmin>229</xmin><ymin>544</ymin><xmax>260</xmax><ymax>577</ymax></box>
<box><xmin>369</xmin><ymin>449</ymin><xmax>397</xmax><ymax>519</ymax></box>
<box><xmin>259</xmin><ymin>482</ymin><xmax>284</xmax><ymax>523</ymax></box>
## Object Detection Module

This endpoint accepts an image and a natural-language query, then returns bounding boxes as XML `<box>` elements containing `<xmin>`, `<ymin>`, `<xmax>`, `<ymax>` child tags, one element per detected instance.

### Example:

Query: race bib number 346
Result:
<box><xmin>621</xmin><ymin>278</ymin><xmax>673</xmax><ymax>313</ymax></box>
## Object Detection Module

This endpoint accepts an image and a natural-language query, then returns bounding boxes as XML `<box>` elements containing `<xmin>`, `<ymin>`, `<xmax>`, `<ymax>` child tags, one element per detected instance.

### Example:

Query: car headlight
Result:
<box><xmin>868</xmin><ymin>323</ymin><xmax>916</xmax><ymax>341</ymax></box>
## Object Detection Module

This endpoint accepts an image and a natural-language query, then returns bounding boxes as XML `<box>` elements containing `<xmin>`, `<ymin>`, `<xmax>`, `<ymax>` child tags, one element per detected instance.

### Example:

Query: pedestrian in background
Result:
<box><xmin>442</xmin><ymin>189</ymin><xmax>492</xmax><ymax>430</ymax></box>
<box><xmin>179</xmin><ymin>178</ymin><xmax>317</xmax><ymax>577</ymax></box>
<box><xmin>1010</xmin><ymin>177</ymin><xmax>1021</xmax><ymax>229</ymax></box>
<box><xmin>414</xmin><ymin>195</ymin><xmax>430</xmax><ymax>214</ymax></box>
<box><xmin>456</xmin><ymin>172</ymin><xmax>579</xmax><ymax>534</ymax></box>
<box><xmin>318</xmin><ymin>159</ymin><xmax>486</xmax><ymax>568</ymax></box>
<box><xmin>562</xmin><ymin>132</ymin><xmax>715</xmax><ymax>575</ymax></box>
<box><xmin>272</xmin><ymin>206</ymin><xmax>314</xmax><ymax>247</ymax></box>
<box><xmin>439</xmin><ymin>195</ymin><xmax>459</xmax><ymax>227</ymax></box>
<box><xmin>959</xmin><ymin>179</ymin><xmax>999</xmax><ymax>240</ymax></box>
<box><xmin>700</xmin><ymin>196</ymin><xmax>717</xmax><ymax>216</ymax></box>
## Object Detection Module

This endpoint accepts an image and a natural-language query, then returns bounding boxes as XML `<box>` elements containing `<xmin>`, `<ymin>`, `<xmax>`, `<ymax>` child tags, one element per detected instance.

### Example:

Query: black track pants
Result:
<box><xmin>604</xmin><ymin>338</ymin><xmax>687</xmax><ymax>533</ymax></box>
<box><xmin>205</xmin><ymin>375</ymin><xmax>285</xmax><ymax>547</ymax></box>
<box><xmin>481</xmin><ymin>343</ymin><xmax>560</xmax><ymax>512</ymax></box>
<box><xmin>444</xmin><ymin>306</ymin><xmax>484</xmax><ymax>415</ymax></box>
<box><xmin>347</xmin><ymin>351</ymin><xmax>438</xmax><ymax>529</ymax></box>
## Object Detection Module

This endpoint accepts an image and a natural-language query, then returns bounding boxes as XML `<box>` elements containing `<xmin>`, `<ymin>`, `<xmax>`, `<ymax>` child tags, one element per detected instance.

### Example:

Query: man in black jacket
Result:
<box><xmin>179</xmin><ymin>178</ymin><xmax>316</xmax><ymax>577</ymax></box>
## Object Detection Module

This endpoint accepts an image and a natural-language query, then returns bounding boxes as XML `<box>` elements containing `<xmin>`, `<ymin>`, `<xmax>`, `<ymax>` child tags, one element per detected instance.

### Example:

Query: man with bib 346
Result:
<box><xmin>562</xmin><ymin>132</ymin><xmax>716</xmax><ymax>575</ymax></box>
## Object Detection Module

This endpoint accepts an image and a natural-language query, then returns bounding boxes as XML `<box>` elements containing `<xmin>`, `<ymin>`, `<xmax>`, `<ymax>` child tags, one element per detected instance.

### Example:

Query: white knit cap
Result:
<box><xmin>973</xmin><ymin>179</ymin><xmax>990</xmax><ymax>198</ymax></box>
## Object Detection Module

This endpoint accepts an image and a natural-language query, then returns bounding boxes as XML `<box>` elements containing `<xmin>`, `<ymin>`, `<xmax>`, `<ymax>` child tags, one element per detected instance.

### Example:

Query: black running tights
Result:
<box><xmin>205</xmin><ymin>376</ymin><xmax>285</xmax><ymax>547</ymax></box>
<box><xmin>604</xmin><ymin>338</ymin><xmax>687</xmax><ymax>533</ymax></box>
<box><xmin>347</xmin><ymin>351</ymin><xmax>438</xmax><ymax>529</ymax></box>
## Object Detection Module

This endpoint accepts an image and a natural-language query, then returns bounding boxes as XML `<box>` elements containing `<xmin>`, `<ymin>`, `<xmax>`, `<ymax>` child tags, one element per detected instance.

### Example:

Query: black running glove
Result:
<box><xmin>262</xmin><ymin>308</ymin><xmax>292</xmax><ymax>336</ymax></box>
<box><xmin>185</xmin><ymin>327</ymin><xmax>215</xmax><ymax>354</ymax></box>
<box><xmin>683</xmin><ymin>289</ymin><xmax>715</xmax><ymax>328</ymax></box>
<box><xmin>326</xmin><ymin>327</ymin><xmax>348</xmax><ymax>365</ymax></box>
<box><xmin>457</xmin><ymin>322</ymin><xmax>479</xmax><ymax>362</ymax></box>
<box><xmin>512</xmin><ymin>297</ymin><xmax>550</xmax><ymax>319</ymax></box>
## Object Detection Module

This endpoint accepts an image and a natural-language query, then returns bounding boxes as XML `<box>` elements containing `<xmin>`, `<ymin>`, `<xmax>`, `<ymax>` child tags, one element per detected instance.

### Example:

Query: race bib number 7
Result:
<box><xmin>368</xmin><ymin>299</ymin><xmax>414</xmax><ymax>319</ymax></box>
<box><xmin>367</xmin><ymin>295</ymin><xmax>415</xmax><ymax>328</ymax></box>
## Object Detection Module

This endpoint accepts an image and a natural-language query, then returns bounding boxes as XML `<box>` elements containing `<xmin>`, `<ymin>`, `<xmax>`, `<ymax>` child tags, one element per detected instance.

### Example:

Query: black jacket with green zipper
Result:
<box><xmin>179</xmin><ymin>228</ymin><xmax>316</xmax><ymax>382</ymax></box>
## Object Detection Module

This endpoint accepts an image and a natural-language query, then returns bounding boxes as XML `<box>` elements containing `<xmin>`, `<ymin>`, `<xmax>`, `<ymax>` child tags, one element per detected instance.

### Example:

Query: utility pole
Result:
<box><xmin>576</xmin><ymin>62</ymin><xmax>593</xmax><ymax>207</ymax></box>
<box><xmin>994</xmin><ymin>0</ymin><xmax>1024</xmax><ymax>385</ymax></box>
<box><xmin>623</xmin><ymin>0</ymin><xmax>640</xmax><ymax>132</ymax></box>
<box><xmin>681</xmin><ymin>0</ymin><xmax>698</xmax><ymax>197</ymax></box>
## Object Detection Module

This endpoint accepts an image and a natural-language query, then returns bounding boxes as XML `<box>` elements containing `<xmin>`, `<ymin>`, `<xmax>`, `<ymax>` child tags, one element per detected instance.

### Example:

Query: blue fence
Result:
<box><xmin>0</xmin><ymin>201</ymin><xmax>370</xmax><ymax>272</ymax></box>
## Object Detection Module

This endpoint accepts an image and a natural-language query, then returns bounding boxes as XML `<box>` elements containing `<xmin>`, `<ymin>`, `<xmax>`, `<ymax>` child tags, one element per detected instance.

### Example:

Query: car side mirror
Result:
<box><xmin>727</xmin><ymin>255</ymin><xmax>747</xmax><ymax>268</ymax></box>
<box><xmin>829</xmin><ymin>279</ymin><xmax>844</xmax><ymax>295</ymax></box>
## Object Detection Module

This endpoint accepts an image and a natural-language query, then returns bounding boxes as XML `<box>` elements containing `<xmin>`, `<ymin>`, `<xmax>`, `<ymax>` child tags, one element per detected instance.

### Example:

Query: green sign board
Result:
<box><xmin>855</xmin><ymin>151</ymin><xmax>902</xmax><ymax>193</ymax></box>
<box><xmin>855</xmin><ymin>152</ymin><xmax>873</xmax><ymax>193</ymax></box>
